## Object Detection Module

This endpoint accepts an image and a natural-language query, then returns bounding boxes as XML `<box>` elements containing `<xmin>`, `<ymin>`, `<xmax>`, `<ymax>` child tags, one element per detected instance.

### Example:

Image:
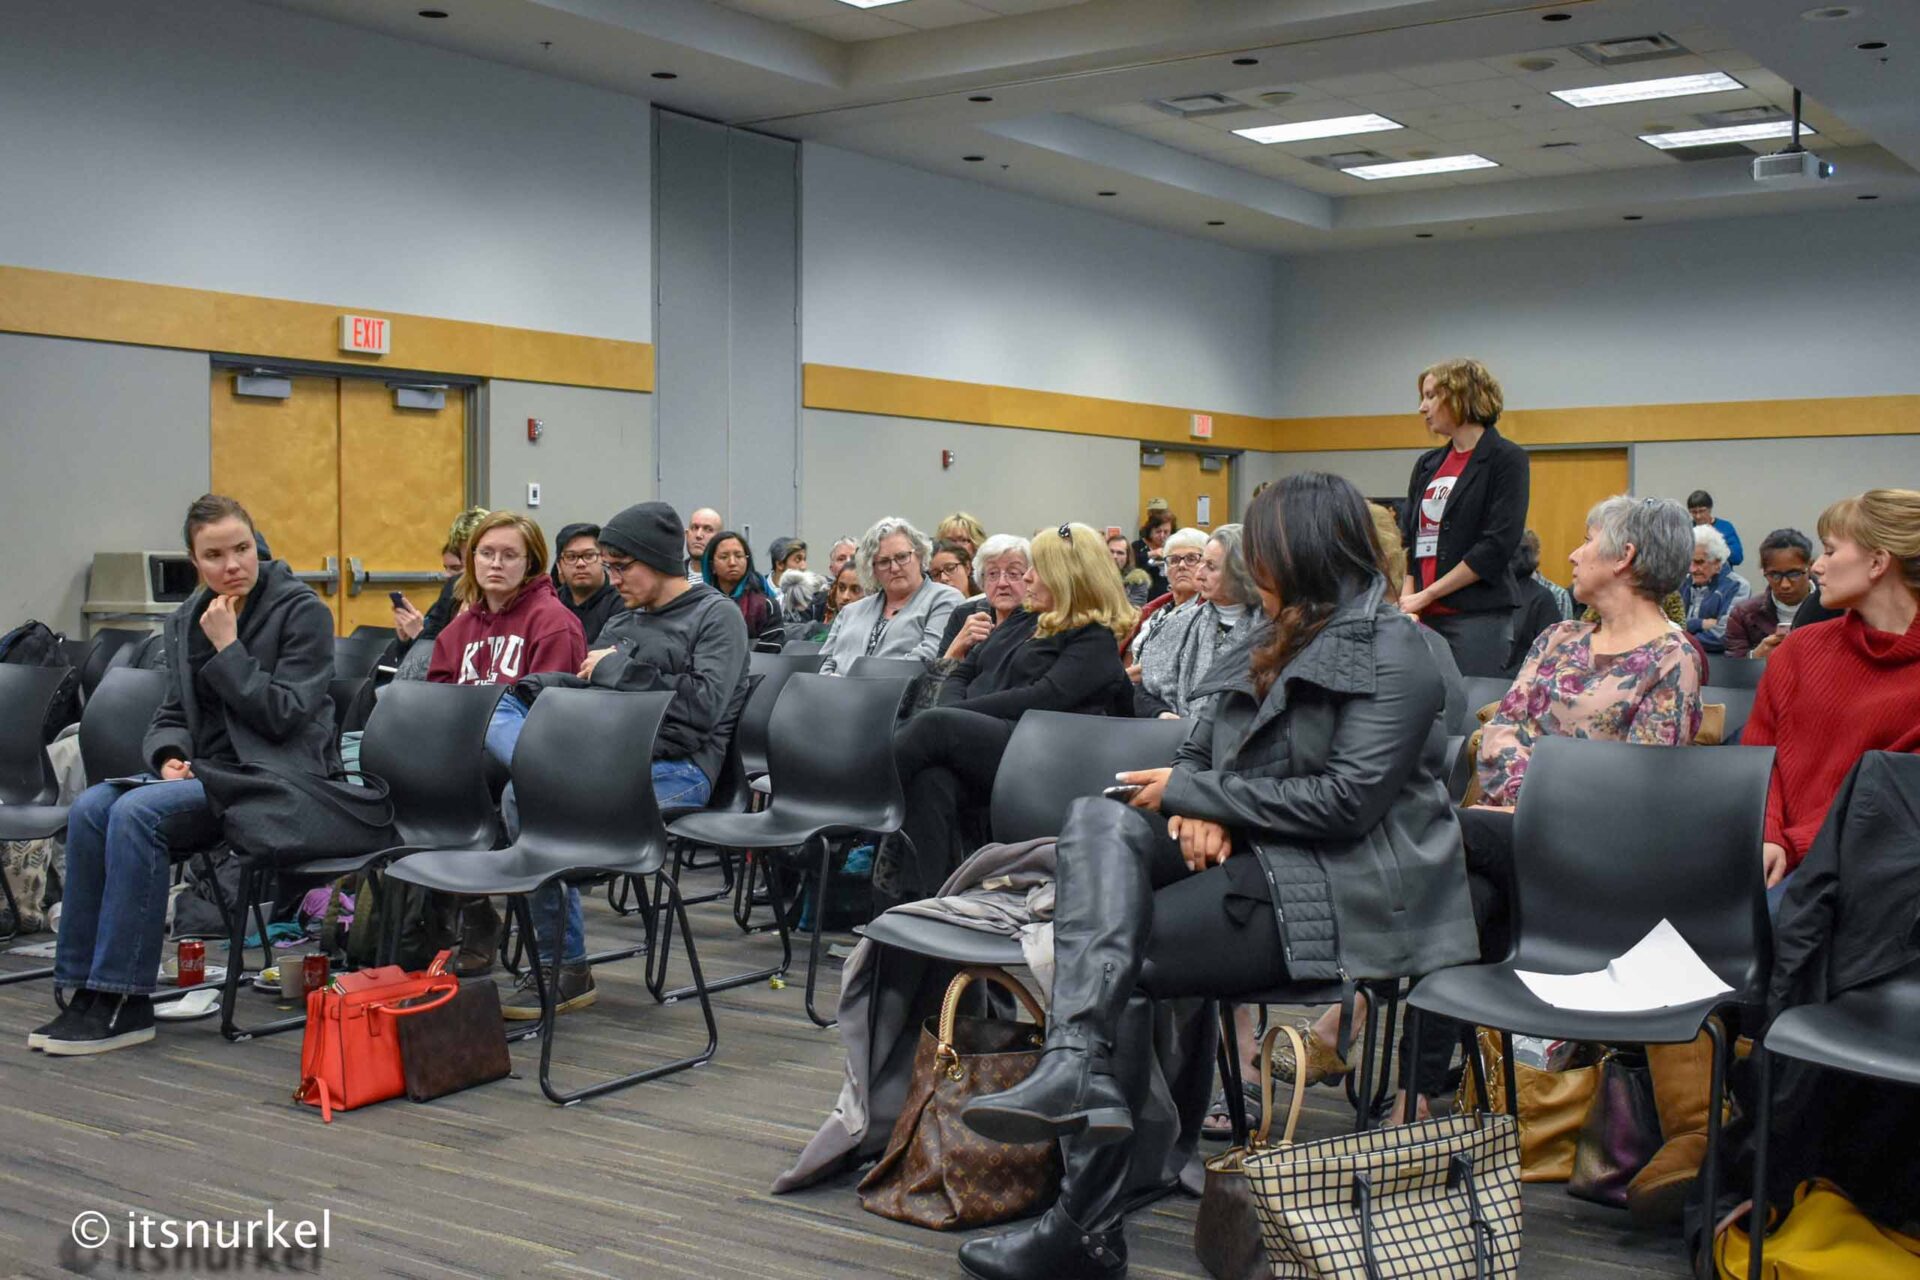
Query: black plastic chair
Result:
<box><xmin>212</xmin><ymin>681</ymin><xmax>506</xmax><ymax>1042</ymax></box>
<box><xmin>79</xmin><ymin>628</ymin><xmax>146</xmax><ymax>699</ymax></box>
<box><xmin>332</xmin><ymin>634</ymin><xmax>387</xmax><ymax>680</ymax></box>
<box><xmin>845</xmin><ymin>656</ymin><xmax>925</xmax><ymax>682</ymax></box>
<box><xmin>1745</xmin><ymin>959</ymin><xmax>1920</xmax><ymax>1280</ymax></box>
<box><xmin>328</xmin><ymin>677</ymin><xmax>369</xmax><ymax>735</ymax></box>
<box><xmin>782</xmin><ymin>638</ymin><xmax>823</xmax><ymax>655</ymax></box>
<box><xmin>740</xmin><ymin>653</ymin><xmax>825</xmax><ymax>779</ymax></box>
<box><xmin>0</xmin><ymin>665</ymin><xmax>66</xmax><ymax>812</ymax></box>
<box><xmin>668</xmin><ymin>674</ymin><xmax>912</xmax><ymax>1026</ymax></box>
<box><xmin>0</xmin><ymin>668</ymin><xmax>169</xmax><ymax>965</ymax></box>
<box><xmin>349</xmin><ymin>625</ymin><xmax>398</xmax><ymax>643</ymax></box>
<box><xmin>384</xmin><ymin>689</ymin><xmax>717</xmax><ymax>1104</ymax></box>
<box><xmin>1457</xmin><ymin>675</ymin><xmax>1513</xmax><ymax>730</ymax></box>
<box><xmin>1709</xmin><ymin>657</ymin><xmax>1768</xmax><ymax>691</ymax></box>
<box><xmin>129</xmin><ymin>633</ymin><xmax>169</xmax><ymax>670</ymax></box>
<box><xmin>1406</xmin><ymin>736</ymin><xmax>1775</xmax><ymax>1275</ymax></box>
<box><xmin>1703</xmin><ymin>685</ymin><xmax>1757</xmax><ymax>744</ymax></box>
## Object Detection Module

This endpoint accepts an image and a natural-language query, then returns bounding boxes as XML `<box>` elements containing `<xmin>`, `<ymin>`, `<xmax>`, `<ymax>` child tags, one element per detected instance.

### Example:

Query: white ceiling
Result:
<box><xmin>252</xmin><ymin>0</ymin><xmax>1920</xmax><ymax>252</ymax></box>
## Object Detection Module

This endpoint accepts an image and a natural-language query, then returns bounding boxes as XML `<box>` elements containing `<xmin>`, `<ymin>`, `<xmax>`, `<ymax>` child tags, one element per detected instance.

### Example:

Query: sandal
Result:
<box><xmin>1201</xmin><ymin>1080</ymin><xmax>1263</xmax><ymax>1140</ymax></box>
<box><xmin>1268</xmin><ymin>1015</ymin><xmax>1358</xmax><ymax>1088</ymax></box>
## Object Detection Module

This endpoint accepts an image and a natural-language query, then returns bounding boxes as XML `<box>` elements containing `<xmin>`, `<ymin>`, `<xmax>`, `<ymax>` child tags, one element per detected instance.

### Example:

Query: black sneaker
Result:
<box><xmin>501</xmin><ymin>962</ymin><xmax>596</xmax><ymax>1021</ymax></box>
<box><xmin>42</xmin><ymin>994</ymin><xmax>156</xmax><ymax>1056</ymax></box>
<box><xmin>27</xmin><ymin>990</ymin><xmax>97</xmax><ymax>1051</ymax></box>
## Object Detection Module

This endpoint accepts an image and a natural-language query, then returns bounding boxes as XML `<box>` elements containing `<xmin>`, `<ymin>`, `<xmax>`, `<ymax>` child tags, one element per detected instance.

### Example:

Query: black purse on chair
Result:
<box><xmin>195</xmin><ymin>760</ymin><xmax>399</xmax><ymax>865</ymax></box>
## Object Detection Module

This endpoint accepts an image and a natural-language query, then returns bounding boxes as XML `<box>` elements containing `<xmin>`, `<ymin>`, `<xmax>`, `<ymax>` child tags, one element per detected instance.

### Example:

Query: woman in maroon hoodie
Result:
<box><xmin>427</xmin><ymin>511</ymin><xmax>585</xmax><ymax>974</ymax></box>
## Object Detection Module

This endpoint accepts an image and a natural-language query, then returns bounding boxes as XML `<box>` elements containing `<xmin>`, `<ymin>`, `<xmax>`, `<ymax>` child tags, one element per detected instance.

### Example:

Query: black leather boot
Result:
<box><xmin>958</xmin><ymin>1137</ymin><xmax>1131</xmax><ymax>1280</ymax></box>
<box><xmin>964</xmin><ymin>797</ymin><xmax>1152</xmax><ymax>1148</ymax></box>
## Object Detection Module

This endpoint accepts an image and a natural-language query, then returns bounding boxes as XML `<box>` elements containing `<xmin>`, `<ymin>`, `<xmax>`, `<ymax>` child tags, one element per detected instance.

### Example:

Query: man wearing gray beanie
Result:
<box><xmin>507</xmin><ymin>501</ymin><xmax>751</xmax><ymax>1017</ymax></box>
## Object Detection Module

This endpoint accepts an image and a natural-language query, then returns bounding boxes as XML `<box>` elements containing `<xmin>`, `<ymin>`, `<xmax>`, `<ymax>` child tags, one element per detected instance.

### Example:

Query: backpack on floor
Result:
<box><xmin>0</xmin><ymin>620</ymin><xmax>80</xmax><ymax>743</ymax></box>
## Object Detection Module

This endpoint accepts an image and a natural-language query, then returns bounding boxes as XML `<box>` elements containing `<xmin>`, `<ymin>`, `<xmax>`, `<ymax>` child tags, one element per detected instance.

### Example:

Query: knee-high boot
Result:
<box><xmin>963</xmin><ymin>797</ymin><xmax>1152</xmax><ymax>1148</ymax></box>
<box><xmin>1626</xmin><ymin>1028</ymin><xmax>1716</xmax><ymax>1227</ymax></box>
<box><xmin>958</xmin><ymin>1131</ymin><xmax>1132</xmax><ymax>1280</ymax></box>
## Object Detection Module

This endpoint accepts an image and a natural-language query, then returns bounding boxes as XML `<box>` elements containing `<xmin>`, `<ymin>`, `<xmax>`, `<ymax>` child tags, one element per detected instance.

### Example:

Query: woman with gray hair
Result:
<box><xmin>817</xmin><ymin>516</ymin><xmax>963</xmax><ymax>674</ymax></box>
<box><xmin>1681</xmin><ymin>522</ymin><xmax>1752</xmax><ymax>654</ymax></box>
<box><xmin>939</xmin><ymin>533</ymin><xmax>1033</xmax><ymax>661</ymax></box>
<box><xmin>1136</xmin><ymin>524</ymin><xmax>1255</xmax><ymax>717</ymax></box>
<box><xmin>1127</xmin><ymin>526</ymin><xmax>1209</xmax><ymax>669</ymax></box>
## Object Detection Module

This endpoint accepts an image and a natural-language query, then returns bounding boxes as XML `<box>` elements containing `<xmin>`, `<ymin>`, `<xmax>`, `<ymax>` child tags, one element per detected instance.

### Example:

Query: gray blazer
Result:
<box><xmin>818</xmin><ymin>577</ymin><xmax>963</xmax><ymax>673</ymax></box>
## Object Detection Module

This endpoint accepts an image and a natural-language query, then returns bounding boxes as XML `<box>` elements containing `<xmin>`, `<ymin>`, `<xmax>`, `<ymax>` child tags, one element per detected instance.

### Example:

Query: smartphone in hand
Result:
<box><xmin>1102</xmin><ymin>784</ymin><xmax>1144</xmax><ymax>802</ymax></box>
<box><xmin>389</xmin><ymin>590</ymin><xmax>408</xmax><ymax>608</ymax></box>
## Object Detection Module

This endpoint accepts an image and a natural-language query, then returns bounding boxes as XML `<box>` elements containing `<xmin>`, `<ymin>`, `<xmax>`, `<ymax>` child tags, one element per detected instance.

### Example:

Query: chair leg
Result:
<box><xmin>1697</xmin><ymin>1018</ymin><xmax>1731</xmax><ymax>1280</ymax></box>
<box><xmin>1747</xmin><ymin>1044</ymin><xmax>1772</xmax><ymax>1280</ymax></box>
<box><xmin>1399</xmin><ymin>1006</ymin><xmax>1424</xmax><ymax>1125</ymax></box>
<box><xmin>1352</xmin><ymin>991</ymin><xmax>1380</xmax><ymax>1133</ymax></box>
<box><xmin>1371</xmin><ymin>982</ymin><xmax>1401</xmax><ymax>1117</ymax></box>
<box><xmin>531</xmin><ymin>878</ymin><xmax>717</xmax><ymax>1107</ymax></box>
<box><xmin>1217</xmin><ymin>1000</ymin><xmax>1252</xmax><ymax>1148</ymax></box>
<box><xmin>802</xmin><ymin>835</ymin><xmax>836</xmax><ymax>1028</ymax></box>
<box><xmin>1500</xmin><ymin>1028</ymin><xmax>1520</xmax><ymax>1119</ymax></box>
<box><xmin>219</xmin><ymin>862</ymin><xmax>305</xmax><ymax>1043</ymax></box>
<box><xmin>648</xmin><ymin>850</ymin><xmax>791</xmax><ymax>1002</ymax></box>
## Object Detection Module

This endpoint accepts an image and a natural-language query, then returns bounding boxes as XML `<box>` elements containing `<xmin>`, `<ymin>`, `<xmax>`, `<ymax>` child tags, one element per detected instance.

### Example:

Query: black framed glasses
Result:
<box><xmin>1763</xmin><ymin>569</ymin><xmax>1808</xmax><ymax>583</ymax></box>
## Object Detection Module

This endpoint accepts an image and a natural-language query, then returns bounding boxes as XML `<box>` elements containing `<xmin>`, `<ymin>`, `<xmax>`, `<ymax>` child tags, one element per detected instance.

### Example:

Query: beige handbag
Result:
<box><xmin>1195</xmin><ymin>1022</ymin><xmax>1309</xmax><ymax>1280</ymax></box>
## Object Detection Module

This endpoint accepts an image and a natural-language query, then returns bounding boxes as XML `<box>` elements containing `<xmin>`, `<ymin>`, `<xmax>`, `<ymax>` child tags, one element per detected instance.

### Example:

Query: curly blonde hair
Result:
<box><xmin>1418</xmin><ymin>358</ymin><xmax>1504</xmax><ymax>429</ymax></box>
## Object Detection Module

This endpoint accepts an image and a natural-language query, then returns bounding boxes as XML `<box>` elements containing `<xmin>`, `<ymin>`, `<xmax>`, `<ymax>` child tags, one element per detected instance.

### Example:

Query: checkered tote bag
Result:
<box><xmin>1243</xmin><ymin>1112</ymin><xmax>1522</xmax><ymax>1278</ymax></box>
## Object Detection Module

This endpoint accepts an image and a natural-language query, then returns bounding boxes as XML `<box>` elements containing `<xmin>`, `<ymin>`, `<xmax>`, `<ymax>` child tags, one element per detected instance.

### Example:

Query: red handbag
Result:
<box><xmin>295</xmin><ymin>950</ymin><xmax>460</xmax><ymax>1123</ymax></box>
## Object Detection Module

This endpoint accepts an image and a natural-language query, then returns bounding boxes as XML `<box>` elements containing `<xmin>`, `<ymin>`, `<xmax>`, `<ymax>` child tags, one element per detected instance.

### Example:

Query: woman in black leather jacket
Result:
<box><xmin>956</xmin><ymin>473</ymin><xmax>1478</xmax><ymax>1280</ymax></box>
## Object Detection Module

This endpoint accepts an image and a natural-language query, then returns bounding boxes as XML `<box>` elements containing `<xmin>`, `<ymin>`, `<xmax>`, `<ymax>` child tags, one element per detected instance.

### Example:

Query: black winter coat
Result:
<box><xmin>1164</xmin><ymin>577</ymin><xmax>1479</xmax><ymax>980</ymax></box>
<box><xmin>938</xmin><ymin>612</ymin><xmax>1132</xmax><ymax>720</ymax></box>
<box><xmin>1400</xmin><ymin>425</ymin><xmax>1531</xmax><ymax>614</ymax></box>
<box><xmin>145</xmin><ymin>558</ymin><xmax>339</xmax><ymax>778</ymax></box>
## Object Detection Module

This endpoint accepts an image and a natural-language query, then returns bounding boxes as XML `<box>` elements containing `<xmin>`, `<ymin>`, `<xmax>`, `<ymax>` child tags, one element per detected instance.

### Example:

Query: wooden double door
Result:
<box><xmin>1142</xmin><ymin>449</ymin><xmax>1234</xmax><ymax>532</ymax></box>
<box><xmin>210</xmin><ymin>370</ymin><xmax>468</xmax><ymax>634</ymax></box>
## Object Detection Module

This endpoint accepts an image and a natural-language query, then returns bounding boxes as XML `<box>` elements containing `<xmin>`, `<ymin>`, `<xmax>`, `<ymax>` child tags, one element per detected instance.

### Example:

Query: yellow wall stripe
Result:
<box><xmin>806</xmin><ymin>363</ymin><xmax>1920</xmax><ymax>452</ymax></box>
<box><xmin>0</xmin><ymin>265</ymin><xmax>653</xmax><ymax>392</ymax></box>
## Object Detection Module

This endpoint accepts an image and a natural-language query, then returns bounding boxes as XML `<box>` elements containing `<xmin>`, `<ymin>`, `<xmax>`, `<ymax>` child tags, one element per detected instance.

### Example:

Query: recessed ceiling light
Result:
<box><xmin>1640</xmin><ymin>120</ymin><xmax>1817</xmax><ymax>149</ymax></box>
<box><xmin>1516</xmin><ymin>57</ymin><xmax>1559</xmax><ymax>72</ymax></box>
<box><xmin>417</xmin><ymin>8</ymin><xmax>447</xmax><ymax>16</ymax></box>
<box><xmin>1233</xmin><ymin>113</ymin><xmax>1402</xmax><ymax>145</ymax></box>
<box><xmin>1858</xmin><ymin>193</ymin><xmax>1880</xmax><ymax>200</ymax></box>
<box><xmin>962</xmin><ymin>155</ymin><xmax>985</xmax><ymax>162</ymax></box>
<box><xmin>650</xmin><ymin>71</ymin><xmax>677</xmax><ymax>80</ymax></box>
<box><xmin>1342</xmin><ymin>154</ymin><xmax>1498</xmax><ymax>180</ymax></box>
<box><xmin>1801</xmin><ymin>5</ymin><xmax>1858</xmax><ymax>20</ymax></box>
<box><xmin>1207</xmin><ymin>220</ymin><xmax>1226</xmax><ymax>226</ymax></box>
<box><xmin>969</xmin><ymin>95</ymin><xmax>994</xmax><ymax>103</ymax></box>
<box><xmin>1258</xmin><ymin>91</ymin><xmax>1298</xmax><ymax>107</ymax></box>
<box><xmin>1857</xmin><ymin>40</ymin><xmax>1889</xmax><ymax>49</ymax></box>
<box><xmin>1415</xmin><ymin>232</ymin><xmax>1434</xmax><ymax>238</ymax></box>
<box><xmin>1622</xmin><ymin>214</ymin><xmax>1644</xmax><ymax>221</ymax></box>
<box><xmin>1541</xmin><ymin>11</ymin><xmax>1573</xmax><ymax>21</ymax></box>
<box><xmin>1233</xmin><ymin>58</ymin><xmax>1260</xmax><ymax>66</ymax></box>
<box><xmin>1097</xmin><ymin>190</ymin><xmax>1117</xmax><ymax>197</ymax></box>
<box><xmin>1552</xmin><ymin>71</ymin><xmax>1745</xmax><ymax>108</ymax></box>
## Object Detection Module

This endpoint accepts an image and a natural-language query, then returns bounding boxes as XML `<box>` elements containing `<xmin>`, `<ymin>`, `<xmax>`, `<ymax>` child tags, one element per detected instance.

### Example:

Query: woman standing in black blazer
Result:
<box><xmin>1398</xmin><ymin>358</ymin><xmax>1531</xmax><ymax>677</ymax></box>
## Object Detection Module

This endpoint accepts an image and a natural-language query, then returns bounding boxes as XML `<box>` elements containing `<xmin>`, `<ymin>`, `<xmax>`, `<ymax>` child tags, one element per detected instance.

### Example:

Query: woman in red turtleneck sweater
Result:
<box><xmin>1742</xmin><ymin>488</ymin><xmax>1920</xmax><ymax>887</ymax></box>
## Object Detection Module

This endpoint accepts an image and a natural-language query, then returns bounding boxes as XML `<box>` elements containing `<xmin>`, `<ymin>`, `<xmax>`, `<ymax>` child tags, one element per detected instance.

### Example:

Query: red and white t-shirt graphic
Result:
<box><xmin>1414</xmin><ymin>447</ymin><xmax>1471</xmax><ymax>591</ymax></box>
<box><xmin>459</xmin><ymin>634</ymin><xmax>526</xmax><ymax>685</ymax></box>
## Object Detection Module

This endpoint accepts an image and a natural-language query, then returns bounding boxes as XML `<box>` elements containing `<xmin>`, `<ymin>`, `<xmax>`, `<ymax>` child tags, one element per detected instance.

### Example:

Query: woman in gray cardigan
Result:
<box><xmin>817</xmin><ymin>517</ymin><xmax>962</xmax><ymax>674</ymax></box>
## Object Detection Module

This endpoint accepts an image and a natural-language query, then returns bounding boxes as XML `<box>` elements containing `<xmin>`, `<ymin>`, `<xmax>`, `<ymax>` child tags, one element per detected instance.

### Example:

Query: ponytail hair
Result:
<box><xmin>1243</xmin><ymin>473</ymin><xmax>1383</xmax><ymax>700</ymax></box>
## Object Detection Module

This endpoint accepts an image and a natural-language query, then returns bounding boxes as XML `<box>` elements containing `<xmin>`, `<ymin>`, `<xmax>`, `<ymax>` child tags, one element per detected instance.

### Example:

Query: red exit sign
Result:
<box><xmin>339</xmin><ymin>314</ymin><xmax>391</xmax><ymax>355</ymax></box>
<box><xmin>1190</xmin><ymin>413</ymin><xmax>1213</xmax><ymax>439</ymax></box>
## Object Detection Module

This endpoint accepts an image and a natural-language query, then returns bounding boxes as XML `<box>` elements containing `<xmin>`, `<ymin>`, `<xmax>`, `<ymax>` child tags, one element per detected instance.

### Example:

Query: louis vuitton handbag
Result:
<box><xmin>858</xmin><ymin>967</ymin><xmax>1062</xmax><ymax>1230</ymax></box>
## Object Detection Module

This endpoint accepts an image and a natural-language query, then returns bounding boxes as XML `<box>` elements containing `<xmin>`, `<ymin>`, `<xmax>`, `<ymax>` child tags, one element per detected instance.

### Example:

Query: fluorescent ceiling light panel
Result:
<box><xmin>1232</xmin><ymin>113</ymin><xmax>1403</xmax><ymax>144</ymax></box>
<box><xmin>1551</xmin><ymin>71</ymin><xmax>1745</xmax><ymax>108</ymax></box>
<box><xmin>1640</xmin><ymin>120</ymin><xmax>1817</xmax><ymax>149</ymax></box>
<box><xmin>1342</xmin><ymin>154</ymin><xmax>1499</xmax><ymax>180</ymax></box>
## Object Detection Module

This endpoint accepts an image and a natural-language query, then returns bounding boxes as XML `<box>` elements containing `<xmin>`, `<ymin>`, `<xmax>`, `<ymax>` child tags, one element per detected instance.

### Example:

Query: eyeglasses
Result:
<box><xmin>1165</xmin><ymin>553</ymin><xmax>1203</xmax><ymax>569</ymax></box>
<box><xmin>983</xmin><ymin>565</ymin><xmax>1027</xmax><ymax>583</ymax></box>
<box><xmin>473</xmin><ymin>547</ymin><xmax>526</xmax><ymax>566</ymax></box>
<box><xmin>1763</xmin><ymin>569</ymin><xmax>1808</xmax><ymax>583</ymax></box>
<box><xmin>602</xmin><ymin>557</ymin><xmax>638</xmax><ymax>577</ymax></box>
<box><xmin>559</xmin><ymin>550</ymin><xmax>601</xmax><ymax>565</ymax></box>
<box><xmin>872</xmin><ymin>551</ymin><xmax>917</xmax><ymax>572</ymax></box>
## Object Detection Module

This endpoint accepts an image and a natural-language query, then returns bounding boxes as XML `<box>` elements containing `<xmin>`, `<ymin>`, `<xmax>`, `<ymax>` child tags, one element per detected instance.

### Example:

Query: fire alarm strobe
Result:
<box><xmin>941</xmin><ymin>449</ymin><xmax>955</xmax><ymax>470</ymax></box>
<box><xmin>528</xmin><ymin>418</ymin><xmax>545</xmax><ymax>443</ymax></box>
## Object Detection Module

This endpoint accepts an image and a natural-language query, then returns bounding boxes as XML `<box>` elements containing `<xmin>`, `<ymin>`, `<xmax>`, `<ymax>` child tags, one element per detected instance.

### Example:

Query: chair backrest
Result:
<box><xmin>782</xmin><ymin>638</ymin><xmax>823</xmax><ymax>655</ymax></box>
<box><xmin>763</xmin><ymin>673</ymin><xmax>910</xmax><ymax>834</ymax></box>
<box><xmin>328</xmin><ymin>677</ymin><xmax>369</xmax><ymax>736</ymax></box>
<box><xmin>333</xmin><ymin>634</ymin><xmax>386</xmax><ymax>680</ymax></box>
<box><xmin>0</xmin><ymin>665</ymin><xmax>66</xmax><ymax>804</ymax></box>
<box><xmin>845</xmin><ymin>656</ymin><xmax>925</xmax><ymax>682</ymax></box>
<box><xmin>989</xmin><ymin>711</ymin><xmax>1193</xmax><ymax>844</ymax></box>
<box><xmin>77</xmin><ymin>668</ymin><xmax>169</xmax><ymax>786</ymax></box>
<box><xmin>360</xmin><ymin>681</ymin><xmax>506</xmax><ymax>850</ymax></box>
<box><xmin>1511</xmin><ymin>736</ymin><xmax>1775</xmax><ymax>1005</ymax></box>
<box><xmin>511</xmin><ymin>688</ymin><xmax>675</xmax><ymax>874</ymax></box>
<box><xmin>1459</xmin><ymin>675</ymin><xmax>1514</xmax><ymax>729</ymax></box>
<box><xmin>1707</xmin><ymin>657</ymin><xmax>1767</xmax><ymax>691</ymax></box>
<box><xmin>131</xmin><ymin>632</ymin><xmax>169</xmax><ymax>669</ymax></box>
<box><xmin>741</xmin><ymin>652</ymin><xmax>827</xmax><ymax>777</ymax></box>
<box><xmin>349</xmin><ymin>625</ymin><xmax>398</xmax><ymax>642</ymax></box>
<box><xmin>1702</xmin><ymin>686</ymin><xmax>1757</xmax><ymax>743</ymax></box>
<box><xmin>703</xmin><ymin>674</ymin><xmax>759</xmax><ymax>815</ymax></box>
<box><xmin>90</xmin><ymin>628</ymin><xmax>149</xmax><ymax>691</ymax></box>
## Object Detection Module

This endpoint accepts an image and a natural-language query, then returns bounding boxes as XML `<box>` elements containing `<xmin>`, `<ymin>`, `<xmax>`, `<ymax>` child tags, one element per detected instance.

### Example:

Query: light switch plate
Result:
<box><xmin>527</xmin><ymin>482</ymin><xmax>542</xmax><ymax>507</ymax></box>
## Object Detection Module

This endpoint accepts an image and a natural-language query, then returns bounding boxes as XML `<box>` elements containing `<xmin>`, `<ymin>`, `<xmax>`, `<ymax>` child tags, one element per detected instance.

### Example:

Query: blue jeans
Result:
<box><xmin>485</xmin><ymin>692</ymin><xmax>529</xmax><ymax>769</ymax></box>
<box><xmin>55</xmin><ymin>779</ymin><xmax>221</xmax><ymax>996</ymax></box>
<box><xmin>523</xmin><ymin>759</ymin><xmax>712</xmax><ymax>966</ymax></box>
<box><xmin>1766</xmin><ymin>867</ymin><xmax>1797</xmax><ymax>920</ymax></box>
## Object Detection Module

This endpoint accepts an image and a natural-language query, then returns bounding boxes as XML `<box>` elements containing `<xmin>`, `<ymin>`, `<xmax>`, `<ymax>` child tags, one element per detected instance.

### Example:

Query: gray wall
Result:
<box><xmin>654</xmin><ymin>112</ymin><xmax>800</xmax><ymax>548</ymax></box>
<box><xmin>1239</xmin><ymin>448</ymin><xmax>1427</xmax><ymax>507</ymax></box>
<box><xmin>0</xmin><ymin>334</ymin><xmax>209</xmax><ymax>633</ymax></box>
<box><xmin>1633</xmin><ymin>436</ymin><xmax>1920</xmax><ymax>561</ymax></box>
<box><xmin>487</xmin><ymin>381</ymin><xmax>655</xmax><ymax>536</ymax></box>
<box><xmin>801</xmin><ymin>410</ymin><xmax>1139</xmax><ymax>557</ymax></box>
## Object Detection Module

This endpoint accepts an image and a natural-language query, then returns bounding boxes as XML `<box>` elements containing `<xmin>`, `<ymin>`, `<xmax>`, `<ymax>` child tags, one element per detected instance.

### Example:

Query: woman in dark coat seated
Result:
<box><xmin>955</xmin><ymin>473</ymin><xmax>1479</xmax><ymax>1280</ymax></box>
<box><xmin>34</xmin><ymin>494</ymin><xmax>337</xmax><ymax>1057</ymax></box>
<box><xmin>876</xmin><ymin>522</ymin><xmax>1135</xmax><ymax>912</ymax></box>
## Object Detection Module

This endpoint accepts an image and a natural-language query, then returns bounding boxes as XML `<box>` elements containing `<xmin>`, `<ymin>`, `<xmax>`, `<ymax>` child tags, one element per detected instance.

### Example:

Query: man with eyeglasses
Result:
<box><xmin>505</xmin><ymin>501</ymin><xmax>751</xmax><ymax>1019</ymax></box>
<box><xmin>1726</xmin><ymin>527</ymin><xmax>1841</xmax><ymax>659</ymax></box>
<box><xmin>549</xmin><ymin>522</ymin><xmax>621</xmax><ymax>645</ymax></box>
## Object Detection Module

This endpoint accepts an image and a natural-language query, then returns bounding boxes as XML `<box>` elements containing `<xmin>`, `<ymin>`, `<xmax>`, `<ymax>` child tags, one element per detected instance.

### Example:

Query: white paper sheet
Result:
<box><xmin>1515</xmin><ymin>919</ymin><xmax>1732</xmax><ymax>1013</ymax></box>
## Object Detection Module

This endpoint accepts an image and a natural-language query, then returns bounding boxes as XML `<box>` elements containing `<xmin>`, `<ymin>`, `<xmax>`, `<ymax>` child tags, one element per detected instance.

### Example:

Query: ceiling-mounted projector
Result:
<box><xmin>1753</xmin><ymin>150</ymin><xmax>1833</xmax><ymax>186</ymax></box>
